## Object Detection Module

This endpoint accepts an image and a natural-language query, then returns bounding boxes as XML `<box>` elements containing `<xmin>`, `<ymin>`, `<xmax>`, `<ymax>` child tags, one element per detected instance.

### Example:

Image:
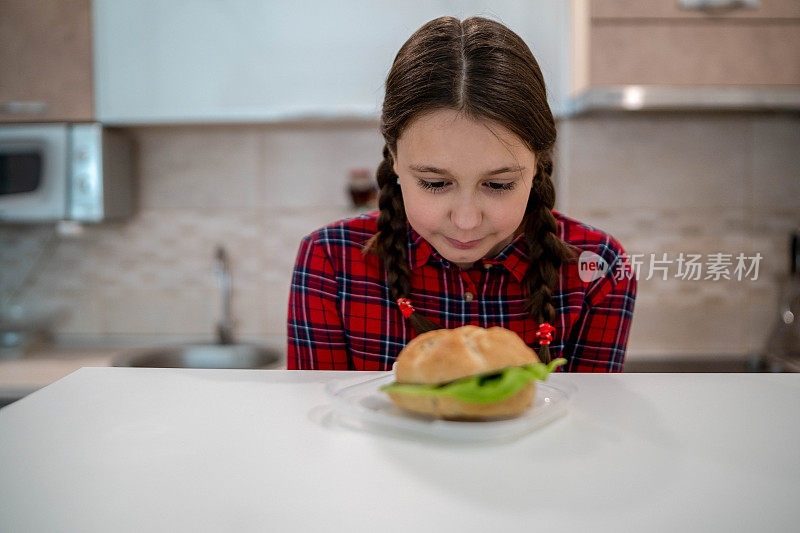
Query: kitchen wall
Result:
<box><xmin>560</xmin><ymin>112</ymin><xmax>799</xmax><ymax>357</ymax></box>
<box><xmin>0</xmin><ymin>113</ymin><xmax>798</xmax><ymax>358</ymax></box>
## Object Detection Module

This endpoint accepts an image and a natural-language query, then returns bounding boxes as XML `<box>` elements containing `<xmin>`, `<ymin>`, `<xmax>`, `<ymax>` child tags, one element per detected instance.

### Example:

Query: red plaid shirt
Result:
<box><xmin>287</xmin><ymin>210</ymin><xmax>636</xmax><ymax>372</ymax></box>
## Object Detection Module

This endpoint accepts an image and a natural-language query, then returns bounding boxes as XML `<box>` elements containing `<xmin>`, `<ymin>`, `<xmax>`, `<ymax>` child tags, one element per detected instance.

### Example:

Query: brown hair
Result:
<box><xmin>363</xmin><ymin>16</ymin><xmax>577</xmax><ymax>361</ymax></box>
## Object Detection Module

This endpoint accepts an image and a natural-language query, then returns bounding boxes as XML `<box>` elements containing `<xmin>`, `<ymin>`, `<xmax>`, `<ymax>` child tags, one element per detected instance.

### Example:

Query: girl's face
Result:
<box><xmin>393</xmin><ymin>108</ymin><xmax>536</xmax><ymax>269</ymax></box>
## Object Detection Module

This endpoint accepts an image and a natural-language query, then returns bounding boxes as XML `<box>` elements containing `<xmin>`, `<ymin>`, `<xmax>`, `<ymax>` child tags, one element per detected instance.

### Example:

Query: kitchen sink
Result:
<box><xmin>113</xmin><ymin>246</ymin><xmax>284</xmax><ymax>370</ymax></box>
<box><xmin>112</xmin><ymin>343</ymin><xmax>282</xmax><ymax>370</ymax></box>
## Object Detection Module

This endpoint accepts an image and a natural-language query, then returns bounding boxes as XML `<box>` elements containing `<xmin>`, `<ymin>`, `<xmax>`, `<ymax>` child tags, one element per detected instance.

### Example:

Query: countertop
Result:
<box><xmin>0</xmin><ymin>369</ymin><xmax>798</xmax><ymax>532</ymax></box>
<box><xmin>0</xmin><ymin>340</ymin><xmax>761</xmax><ymax>403</ymax></box>
<box><xmin>0</xmin><ymin>342</ymin><xmax>288</xmax><ymax>401</ymax></box>
<box><xmin>0</xmin><ymin>346</ymin><xmax>118</xmax><ymax>400</ymax></box>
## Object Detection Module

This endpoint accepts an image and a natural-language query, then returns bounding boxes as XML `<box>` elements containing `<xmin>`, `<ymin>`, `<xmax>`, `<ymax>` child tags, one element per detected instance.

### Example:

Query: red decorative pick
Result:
<box><xmin>397</xmin><ymin>298</ymin><xmax>415</xmax><ymax>319</ymax></box>
<box><xmin>535</xmin><ymin>322</ymin><xmax>555</xmax><ymax>346</ymax></box>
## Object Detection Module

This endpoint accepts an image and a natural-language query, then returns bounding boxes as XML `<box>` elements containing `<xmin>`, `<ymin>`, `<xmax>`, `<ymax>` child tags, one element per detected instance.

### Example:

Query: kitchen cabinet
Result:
<box><xmin>571</xmin><ymin>0</ymin><xmax>800</xmax><ymax>90</ymax></box>
<box><xmin>92</xmin><ymin>0</ymin><xmax>572</xmax><ymax>124</ymax></box>
<box><xmin>591</xmin><ymin>0</ymin><xmax>800</xmax><ymax>19</ymax></box>
<box><xmin>0</xmin><ymin>0</ymin><xmax>94</xmax><ymax>123</ymax></box>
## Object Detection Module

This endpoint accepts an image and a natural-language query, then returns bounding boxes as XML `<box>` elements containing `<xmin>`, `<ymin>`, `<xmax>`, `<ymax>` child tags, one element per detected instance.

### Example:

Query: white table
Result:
<box><xmin>0</xmin><ymin>369</ymin><xmax>798</xmax><ymax>532</ymax></box>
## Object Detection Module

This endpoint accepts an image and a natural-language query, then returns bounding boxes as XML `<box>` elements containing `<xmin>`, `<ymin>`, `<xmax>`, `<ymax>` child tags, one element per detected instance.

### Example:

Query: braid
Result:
<box><xmin>521</xmin><ymin>157</ymin><xmax>578</xmax><ymax>362</ymax></box>
<box><xmin>373</xmin><ymin>145</ymin><xmax>412</xmax><ymax>301</ymax></box>
<box><xmin>363</xmin><ymin>146</ymin><xmax>441</xmax><ymax>334</ymax></box>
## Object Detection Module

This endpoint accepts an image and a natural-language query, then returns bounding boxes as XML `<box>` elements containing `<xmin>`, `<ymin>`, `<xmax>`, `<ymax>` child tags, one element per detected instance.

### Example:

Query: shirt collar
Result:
<box><xmin>406</xmin><ymin>223</ymin><xmax>531</xmax><ymax>283</ymax></box>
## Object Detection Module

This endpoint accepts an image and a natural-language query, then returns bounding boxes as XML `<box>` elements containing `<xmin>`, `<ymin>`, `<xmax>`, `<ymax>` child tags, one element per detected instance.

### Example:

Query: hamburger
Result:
<box><xmin>380</xmin><ymin>325</ymin><xmax>565</xmax><ymax>420</ymax></box>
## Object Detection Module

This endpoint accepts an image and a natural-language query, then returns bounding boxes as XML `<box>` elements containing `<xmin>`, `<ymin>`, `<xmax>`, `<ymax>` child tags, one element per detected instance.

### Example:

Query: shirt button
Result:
<box><xmin>483</xmin><ymin>263</ymin><xmax>492</xmax><ymax>269</ymax></box>
<box><xmin>464</xmin><ymin>292</ymin><xmax>474</xmax><ymax>302</ymax></box>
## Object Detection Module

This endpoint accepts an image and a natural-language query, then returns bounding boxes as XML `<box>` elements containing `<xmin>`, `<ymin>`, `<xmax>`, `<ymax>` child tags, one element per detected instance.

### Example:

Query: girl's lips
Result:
<box><xmin>446</xmin><ymin>237</ymin><xmax>482</xmax><ymax>249</ymax></box>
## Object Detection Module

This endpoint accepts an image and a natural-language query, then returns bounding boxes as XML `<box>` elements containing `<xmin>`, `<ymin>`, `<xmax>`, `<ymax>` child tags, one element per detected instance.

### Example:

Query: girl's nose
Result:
<box><xmin>450</xmin><ymin>199</ymin><xmax>482</xmax><ymax>231</ymax></box>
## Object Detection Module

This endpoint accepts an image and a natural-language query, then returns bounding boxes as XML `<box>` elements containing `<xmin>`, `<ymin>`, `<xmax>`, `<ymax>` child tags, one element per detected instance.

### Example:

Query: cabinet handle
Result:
<box><xmin>0</xmin><ymin>101</ymin><xmax>49</xmax><ymax>115</ymax></box>
<box><xmin>677</xmin><ymin>0</ymin><xmax>760</xmax><ymax>15</ymax></box>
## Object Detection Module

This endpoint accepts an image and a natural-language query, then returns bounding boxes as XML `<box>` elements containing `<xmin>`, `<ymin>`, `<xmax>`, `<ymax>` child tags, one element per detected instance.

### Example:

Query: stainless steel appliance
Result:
<box><xmin>0</xmin><ymin>123</ymin><xmax>133</xmax><ymax>222</ymax></box>
<box><xmin>751</xmin><ymin>231</ymin><xmax>800</xmax><ymax>372</ymax></box>
<box><xmin>764</xmin><ymin>232</ymin><xmax>800</xmax><ymax>371</ymax></box>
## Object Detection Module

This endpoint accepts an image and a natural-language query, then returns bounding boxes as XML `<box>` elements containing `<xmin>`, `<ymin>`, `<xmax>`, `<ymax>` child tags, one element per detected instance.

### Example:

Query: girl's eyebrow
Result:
<box><xmin>408</xmin><ymin>164</ymin><xmax>524</xmax><ymax>176</ymax></box>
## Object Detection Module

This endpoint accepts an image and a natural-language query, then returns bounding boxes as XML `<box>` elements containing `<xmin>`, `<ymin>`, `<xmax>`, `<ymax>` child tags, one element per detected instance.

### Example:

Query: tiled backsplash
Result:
<box><xmin>1</xmin><ymin>114</ymin><xmax>798</xmax><ymax>358</ymax></box>
<box><xmin>560</xmin><ymin>113</ymin><xmax>799</xmax><ymax>357</ymax></box>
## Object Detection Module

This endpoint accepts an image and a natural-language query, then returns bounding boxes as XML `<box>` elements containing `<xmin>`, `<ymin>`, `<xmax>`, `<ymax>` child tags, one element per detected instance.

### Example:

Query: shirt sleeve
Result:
<box><xmin>564</xmin><ymin>243</ymin><xmax>637</xmax><ymax>372</ymax></box>
<box><xmin>286</xmin><ymin>235</ymin><xmax>352</xmax><ymax>370</ymax></box>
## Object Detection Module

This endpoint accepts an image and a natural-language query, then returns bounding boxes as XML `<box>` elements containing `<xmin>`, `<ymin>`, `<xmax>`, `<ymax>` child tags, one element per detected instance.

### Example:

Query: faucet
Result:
<box><xmin>214</xmin><ymin>245</ymin><xmax>235</xmax><ymax>345</ymax></box>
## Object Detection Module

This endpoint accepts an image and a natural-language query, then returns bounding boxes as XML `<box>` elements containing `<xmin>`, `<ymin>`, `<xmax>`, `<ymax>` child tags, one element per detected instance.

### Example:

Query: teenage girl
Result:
<box><xmin>287</xmin><ymin>16</ymin><xmax>636</xmax><ymax>372</ymax></box>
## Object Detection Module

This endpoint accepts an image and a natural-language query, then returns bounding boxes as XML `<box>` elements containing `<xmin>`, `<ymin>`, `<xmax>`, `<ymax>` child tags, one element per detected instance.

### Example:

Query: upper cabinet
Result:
<box><xmin>92</xmin><ymin>0</ymin><xmax>572</xmax><ymax>124</ymax></box>
<box><xmin>4</xmin><ymin>1</ymin><xmax>797</xmax><ymax>125</ymax></box>
<box><xmin>568</xmin><ymin>0</ymin><xmax>800</xmax><ymax>112</ymax></box>
<box><xmin>586</xmin><ymin>0</ymin><xmax>800</xmax><ymax>86</ymax></box>
<box><xmin>0</xmin><ymin>0</ymin><xmax>94</xmax><ymax>123</ymax></box>
<box><xmin>590</xmin><ymin>0</ymin><xmax>800</xmax><ymax>19</ymax></box>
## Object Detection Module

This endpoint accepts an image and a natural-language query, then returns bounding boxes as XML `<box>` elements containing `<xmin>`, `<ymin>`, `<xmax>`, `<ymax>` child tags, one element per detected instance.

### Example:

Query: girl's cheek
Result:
<box><xmin>408</xmin><ymin>201</ymin><xmax>438</xmax><ymax>223</ymax></box>
<box><xmin>407</xmin><ymin>192</ymin><xmax>441</xmax><ymax>212</ymax></box>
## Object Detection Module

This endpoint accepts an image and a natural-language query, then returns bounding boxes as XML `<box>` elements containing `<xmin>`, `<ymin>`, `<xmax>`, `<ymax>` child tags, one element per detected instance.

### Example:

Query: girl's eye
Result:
<box><xmin>415</xmin><ymin>179</ymin><xmax>517</xmax><ymax>194</ymax></box>
<box><xmin>486</xmin><ymin>181</ymin><xmax>516</xmax><ymax>193</ymax></box>
<box><xmin>417</xmin><ymin>179</ymin><xmax>448</xmax><ymax>192</ymax></box>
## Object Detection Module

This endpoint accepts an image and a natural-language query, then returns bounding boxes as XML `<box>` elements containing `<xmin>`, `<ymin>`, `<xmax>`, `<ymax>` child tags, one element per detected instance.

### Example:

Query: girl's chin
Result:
<box><xmin>441</xmin><ymin>249</ymin><xmax>484</xmax><ymax>265</ymax></box>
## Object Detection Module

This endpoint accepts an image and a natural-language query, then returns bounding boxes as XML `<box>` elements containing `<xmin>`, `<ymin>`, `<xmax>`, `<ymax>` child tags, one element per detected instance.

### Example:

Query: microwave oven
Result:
<box><xmin>0</xmin><ymin>123</ymin><xmax>133</xmax><ymax>223</ymax></box>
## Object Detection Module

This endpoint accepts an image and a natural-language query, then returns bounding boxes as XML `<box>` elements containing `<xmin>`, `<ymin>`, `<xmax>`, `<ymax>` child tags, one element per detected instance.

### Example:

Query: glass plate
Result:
<box><xmin>325</xmin><ymin>373</ymin><xmax>576</xmax><ymax>442</ymax></box>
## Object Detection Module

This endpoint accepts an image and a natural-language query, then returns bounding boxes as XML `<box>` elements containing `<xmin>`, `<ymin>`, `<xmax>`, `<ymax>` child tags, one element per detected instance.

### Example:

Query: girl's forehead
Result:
<box><xmin>402</xmin><ymin>109</ymin><xmax>514</xmax><ymax>138</ymax></box>
<box><xmin>397</xmin><ymin>110</ymin><xmax>533</xmax><ymax>165</ymax></box>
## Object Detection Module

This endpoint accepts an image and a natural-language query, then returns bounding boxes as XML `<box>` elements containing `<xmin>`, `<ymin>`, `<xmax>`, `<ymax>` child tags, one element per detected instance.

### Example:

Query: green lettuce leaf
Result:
<box><xmin>380</xmin><ymin>358</ymin><xmax>565</xmax><ymax>404</ymax></box>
